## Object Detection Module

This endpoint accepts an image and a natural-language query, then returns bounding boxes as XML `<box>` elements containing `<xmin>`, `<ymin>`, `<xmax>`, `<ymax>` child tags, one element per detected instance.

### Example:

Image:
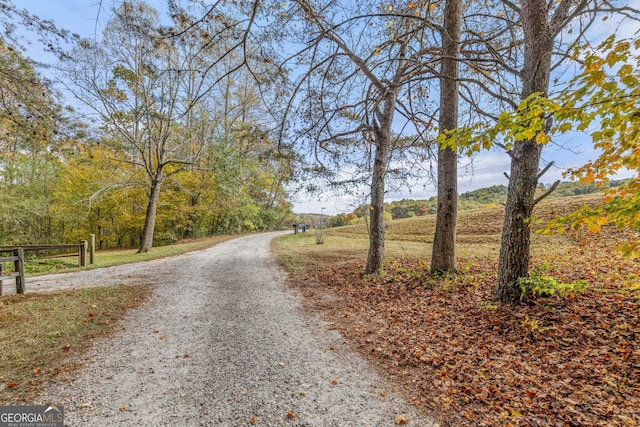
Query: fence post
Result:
<box><xmin>14</xmin><ymin>248</ymin><xmax>25</xmax><ymax>294</ymax></box>
<box><xmin>0</xmin><ymin>263</ymin><xmax>3</xmax><ymax>296</ymax></box>
<box><xmin>89</xmin><ymin>234</ymin><xmax>96</xmax><ymax>265</ymax></box>
<box><xmin>79</xmin><ymin>241</ymin><xmax>87</xmax><ymax>267</ymax></box>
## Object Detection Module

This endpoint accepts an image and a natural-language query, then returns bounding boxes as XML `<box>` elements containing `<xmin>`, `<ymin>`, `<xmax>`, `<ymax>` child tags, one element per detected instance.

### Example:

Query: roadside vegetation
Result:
<box><xmin>0</xmin><ymin>285</ymin><xmax>151</xmax><ymax>404</ymax></box>
<box><xmin>15</xmin><ymin>235</ymin><xmax>238</xmax><ymax>276</ymax></box>
<box><xmin>0</xmin><ymin>234</ymin><xmax>233</xmax><ymax>403</ymax></box>
<box><xmin>274</xmin><ymin>194</ymin><xmax>639</xmax><ymax>426</ymax></box>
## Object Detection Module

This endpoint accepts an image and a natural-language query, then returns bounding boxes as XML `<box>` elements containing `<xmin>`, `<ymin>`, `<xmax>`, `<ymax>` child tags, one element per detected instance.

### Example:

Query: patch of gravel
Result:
<box><xmin>35</xmin><ymin>232</ymin><xmax>436</xmax><ymax>426</ymax></box>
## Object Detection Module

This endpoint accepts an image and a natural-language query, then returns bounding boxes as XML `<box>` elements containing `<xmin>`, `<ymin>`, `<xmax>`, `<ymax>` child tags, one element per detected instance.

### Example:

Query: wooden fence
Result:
<box><xmin>0</xmin><ymin>248</ymin><xmax>25</xmax><ymax>295</ymax></box>
<box><xmin>0</xmin><ymin>241</ymin><xmax>90</xmax><ymax>295</ymax></box>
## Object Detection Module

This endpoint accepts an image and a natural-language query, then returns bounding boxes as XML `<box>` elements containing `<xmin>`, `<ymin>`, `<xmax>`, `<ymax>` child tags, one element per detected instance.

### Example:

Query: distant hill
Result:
<box><xmin>326</xmin><ymin>179</ymin><xmax>629</xmax><ymax>226</ymax></box>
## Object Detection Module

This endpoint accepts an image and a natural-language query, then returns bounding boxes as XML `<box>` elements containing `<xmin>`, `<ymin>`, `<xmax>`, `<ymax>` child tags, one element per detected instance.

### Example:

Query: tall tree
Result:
<box><xmin>62</xmin><ymin>1</ymin><xmax>248</xmax><ymax>252</ymax></box>
<box><xmin>493</xmin><ymin>0</ymin><xmax>639</xmax><ymax>303</ymax></box>
<box><xmin>0</xmin><ymin>41</ymin><xmax>62</xmax><ymax>244</ymax></box>
<box><xmin>430</xmin><ymin>0</ymin><xmax>462</xmax><ymax>273</ymax></box>
<box><xmin>280</xmin><ymin>0</ymin><xmax>438</xmax><ymax>273</ymax></box>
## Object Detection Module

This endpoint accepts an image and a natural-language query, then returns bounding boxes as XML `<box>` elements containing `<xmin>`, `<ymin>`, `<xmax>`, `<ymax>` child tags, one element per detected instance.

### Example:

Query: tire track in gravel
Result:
<box><xmin>35</xmin><ymin>232</ymin><xmax>435</xmax><ymax>426</ymax></box>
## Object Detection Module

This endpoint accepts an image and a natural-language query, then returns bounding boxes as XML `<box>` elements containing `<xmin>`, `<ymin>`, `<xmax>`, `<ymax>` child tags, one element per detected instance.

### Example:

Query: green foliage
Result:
<box><xmin>555</xmin><ymin>37</ymin><xmax>640</xmax><ymax>256</ymax></box>
<box><xmin>0</xmin><ymin>2</ymin><xmax>295</xmax><ymax>249</ymax></box>
<box><xmin>518</xmin><ymin>273</ymin><xmax>589</xmax><ymax>300</ymax></box>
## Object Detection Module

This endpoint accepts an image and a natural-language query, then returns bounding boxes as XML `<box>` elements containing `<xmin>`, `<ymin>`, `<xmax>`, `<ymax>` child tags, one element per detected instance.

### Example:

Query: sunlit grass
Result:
<box><xmin>274</xmin><ymin>195</ymin><xmax>600</xmax><ymax>275</ymax></box>
<box><xmin>20</xmin><ymin>235</ymin><xmax>239</xmax><ymax>276</ymax></box>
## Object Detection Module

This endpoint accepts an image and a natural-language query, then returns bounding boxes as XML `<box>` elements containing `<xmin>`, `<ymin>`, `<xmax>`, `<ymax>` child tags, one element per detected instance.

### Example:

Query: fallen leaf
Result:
<box><xmin>617</xmin><ymin>416</ymin><xmax>637</xmax><ymax>426</ymax></box>
<box><xmin>286</xmin><ymin>411</ymin><xmax>296</xmax><ymax>419</ymax></box>
<box><xmin>159</xmin><ymin>336</ymin><xmax>166</xmax><ymax>340</ymax></box>
<box><xmin>33</xmin><ymin>367</ymin><xmax>41</xmax><ymax>374</ymax></box>
<box><xmin>395</xmin><ymin>415</ymin><xmax>410</xmax><ymax>425</ymax></box>
<box><xmin>5</xmin><ymin>382</ymin><xmax>19</xmax><ymax>388</ymax></box>
<box><xmin>183</xmin><ymin>354</ymin><xmax>189</xmax><ymax>358</ymax></box>
<box><xmin>79</xmin><ymin>403</ymin><xmax>91</xmax><ymax>409</ymax></box>
<box><xmin>118</xmin><ymin>406</ymin><xmax>126</xmax><ymax>411</ymax></box>
<box><xmin>249</xmin><ymin>417</ymin><xmax>256</xmax><ymax>424</ymax></box>
<box><xmin>62</xmin><ymin>344</ymin><xmax>71</xmax><ymax>352</ymax></box>
<box><xmin>298</xmin><ymin>391</ymin><xmax>307</xmax><ymax>396</ymax></box>
<box><xmin>330</xmin><ymin>380</ymin><xmax>338</xmax><ymax>385</ymax></box>
<box><xmin>380</xmin><ymin>391</ymin><xmax>387</xmax><ymax>397</ymax></box>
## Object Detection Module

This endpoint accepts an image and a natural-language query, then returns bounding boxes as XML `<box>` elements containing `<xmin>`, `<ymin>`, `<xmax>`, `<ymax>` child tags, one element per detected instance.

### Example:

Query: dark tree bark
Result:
<box><xmin>431</xmin><ymin>0</ymin><xmax>462</xmax><ymax>274</ymax></box>
<box><xmin>138</xmin><ymin>167</ymin><xmax>164</xmax><ymax>253</ymax></box>
<box><xmin>494</xmin><ymin>0</ymin><xmax>554</xmax><ymax>303</ymax></box>
<box><xmin>366</xmin><ymin>133</ymin><xmax>388</xmax><ymax>274</ymax></box>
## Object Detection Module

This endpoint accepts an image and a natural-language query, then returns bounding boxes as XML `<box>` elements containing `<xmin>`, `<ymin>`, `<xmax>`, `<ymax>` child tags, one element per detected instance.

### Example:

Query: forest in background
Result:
<box><xmin>0</xmin><ymin>2</ymin><xmax>295</xmax><ymax>250</ymax></box>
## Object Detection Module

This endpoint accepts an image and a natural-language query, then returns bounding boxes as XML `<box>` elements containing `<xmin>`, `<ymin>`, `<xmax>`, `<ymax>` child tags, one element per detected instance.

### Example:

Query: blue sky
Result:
<box><xmin>18</xmin><ymin>0</ymin><xmax>638</xmax><ymax>215</ymax></box>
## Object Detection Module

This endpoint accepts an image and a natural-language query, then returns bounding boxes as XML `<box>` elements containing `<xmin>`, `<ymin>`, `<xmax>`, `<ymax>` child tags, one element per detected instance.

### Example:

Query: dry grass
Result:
<box><xmin>0</xmin><ymin>233</ymin><xmax>243</xmax><ymax>403</ymax></box>
<box><xmin>0</xmin><ymin>285</ymin><xmax>151</xmax><ymax>404</ymax></box>
<box><xmin>273</xmin><ymin>193</ymin><xmax>640</xmax><ymax>426</ymax></box>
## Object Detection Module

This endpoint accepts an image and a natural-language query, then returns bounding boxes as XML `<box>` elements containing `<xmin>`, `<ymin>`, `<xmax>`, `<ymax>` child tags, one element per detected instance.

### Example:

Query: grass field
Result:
<box><xmin>273</xmin><ymin>194</ymin><xmax>639</xmax><ymax>426</ymax></box>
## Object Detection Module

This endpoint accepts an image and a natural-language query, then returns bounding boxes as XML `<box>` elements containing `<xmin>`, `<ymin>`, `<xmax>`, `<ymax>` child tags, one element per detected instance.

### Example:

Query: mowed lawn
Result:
<box><xmin>274</xmin><ymin>194</ymin><xmax>639</xmax><ymax>426</ymax></box>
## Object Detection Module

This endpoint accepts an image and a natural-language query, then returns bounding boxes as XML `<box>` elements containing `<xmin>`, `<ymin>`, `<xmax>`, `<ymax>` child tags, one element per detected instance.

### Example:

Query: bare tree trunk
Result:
<box><xmin>494</xmin><ymin>0</ymin><xmax>552</xmax><ymax>303</ymax></box>
<box><xmin>365</xmin><ymin>131</ymin><xmax>389</xmax><ymax>274</ymax></box>
<box><xmin>365</xmin><ymin>89</ymin><xmax>397</xmax><ymax>274</ymax></box>
<box><xmin>431</xmin><ymin>0</ymin><xmax>462</xmax><ymax>273</ymax></box>
<box><xmin>138</xmin><ymin>168</ymin><xmax>164</xmax><ymax>253</ymax></box>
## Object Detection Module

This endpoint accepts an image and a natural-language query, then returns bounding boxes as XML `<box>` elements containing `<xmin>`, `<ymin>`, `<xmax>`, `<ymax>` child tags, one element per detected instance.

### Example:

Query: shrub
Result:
<box><xmin>518</xmin><ymin>273</ymin><xmax>589</xmax><ymax>300</ymax></box>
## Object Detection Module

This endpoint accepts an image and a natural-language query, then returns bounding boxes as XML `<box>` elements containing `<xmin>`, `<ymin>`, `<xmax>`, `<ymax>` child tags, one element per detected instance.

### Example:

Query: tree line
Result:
<box><xmin>327</xmin><ymin>180</ymin><xmax>630</xmax><ymax>226</ymax></box>
<box><xmin>0</xmin><ymin>0</ymin><xmax>294</xmax><ymax>250</ymax></box>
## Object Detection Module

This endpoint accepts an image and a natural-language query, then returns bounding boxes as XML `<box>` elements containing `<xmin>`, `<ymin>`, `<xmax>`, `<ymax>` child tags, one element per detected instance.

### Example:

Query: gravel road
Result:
<box><xmin>34</xmin><ymin>231</ymin><xmax>435</xmax><ymax>426</ymax></box>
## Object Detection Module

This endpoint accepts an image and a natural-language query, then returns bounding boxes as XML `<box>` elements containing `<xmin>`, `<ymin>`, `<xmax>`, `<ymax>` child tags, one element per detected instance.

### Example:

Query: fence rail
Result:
<box><xmin>0</xmin><ymin>241</ymin><xmax>90</xmax><ymax>295</ymax></box>
<box><xmin>0</xmin><ymin>242</ymin><xmax>87</xmax><ymax>267</ymax></box>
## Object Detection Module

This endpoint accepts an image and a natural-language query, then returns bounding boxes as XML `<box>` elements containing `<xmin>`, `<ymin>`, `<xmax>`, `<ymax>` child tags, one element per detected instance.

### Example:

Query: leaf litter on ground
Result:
<box><xmin>279</xmin><ymin>196</ymin><xmax>639</xmax><ymax>426</ymax></box>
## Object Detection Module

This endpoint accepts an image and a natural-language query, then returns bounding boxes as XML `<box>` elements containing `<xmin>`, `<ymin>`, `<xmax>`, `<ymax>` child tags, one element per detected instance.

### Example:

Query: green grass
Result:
<box><xmin>279</xmin><ymin>195</ymin><xmax>587</xmax><ymax>268</ymax></box>
<box><xmin>85</xmin><ymin>235</ymin><xmax>238</xmax><ymax>268</ymax></box>
<box><xmin>1</xmin><ymin>235</ymin><xmax>239</xmax><ymax>277</ymax></box>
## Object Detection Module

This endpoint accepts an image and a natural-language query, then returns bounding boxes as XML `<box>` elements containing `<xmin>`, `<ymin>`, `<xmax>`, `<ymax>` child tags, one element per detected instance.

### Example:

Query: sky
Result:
<box><xmin>17</xmin><ymin>0</ymin><xmax>638</xmax><ymax>216</ymax></box>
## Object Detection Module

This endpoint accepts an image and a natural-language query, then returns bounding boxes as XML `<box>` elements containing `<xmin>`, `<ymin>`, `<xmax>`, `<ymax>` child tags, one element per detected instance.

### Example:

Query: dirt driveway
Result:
<box><xmin>34</xmin><ymin>232</ymin><xmax>435</xmax><ymax>426</ymax></box>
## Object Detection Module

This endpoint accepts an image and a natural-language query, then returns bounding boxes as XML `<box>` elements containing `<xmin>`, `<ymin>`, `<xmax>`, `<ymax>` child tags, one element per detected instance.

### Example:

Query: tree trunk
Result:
<box><xmin>365</xmin><ymin>87</ymin><xmax>397</xmax><ymax>274</ymax></box>
<box><xmin>431</xmin><ymin>0</ymin><xmax>461</xmax><ymax>273</ymax></box>
<box><xmin>494</xmin><ymin>0</ymin><xmax>553</xmax><ymax>303</ymax></box>
<box><xmin>495</xmin><ymin>141</ymin><xmax>542</xmax><ymax>303</ymax></box>
<box><xmin>365</xmin><ymin>128</ymin><xmax>390</xmax><ymax>274</ymax></box>
<box><xmin>138</xmin><ymin>168</ymin><xmax>164</xmax><ymax>253</ymax></box>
